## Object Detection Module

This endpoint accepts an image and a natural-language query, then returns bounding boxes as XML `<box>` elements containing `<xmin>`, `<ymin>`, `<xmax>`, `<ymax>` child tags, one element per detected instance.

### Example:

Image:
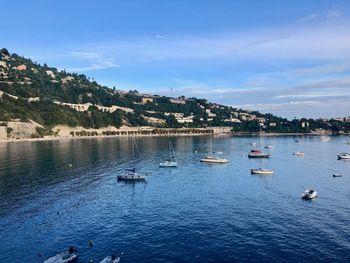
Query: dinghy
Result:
<box><xmin>99</xmin><ymin>255</ymin><xmax>120</xmax><ymax>263</ymax></box>
<box><xmin>301</xmin><ymin>189</ymin><xmax>317</xmax><ymax>200</ymax></box>
<box><xmin>264</xmin><ymin>145</ymin><xmax>274</xmax><ymax>149</ymax></box>
<box><xmin>251</xmin><ymin>168</ymin><xmax>274</xmax><ymax>175</ymax></box>
<box><xmin>44</xmin><ymin>247</ymin><xmax>78</xmax><ymax>263</ymax></box>
<box><xmin>333</xmin><ymin>173</ymin><xmax>342</xmax><ymax>177</ymax></box>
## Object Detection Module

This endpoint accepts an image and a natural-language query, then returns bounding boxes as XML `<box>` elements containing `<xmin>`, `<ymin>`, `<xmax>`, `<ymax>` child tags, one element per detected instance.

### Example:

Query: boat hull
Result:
<box><xmin>200</xmin><ymin>158</ymin><xmax>229</xmax><ymax>164</ymax></box>
<box><xmin>117</xmin><ymin>174</ymin><xmax>145</xmax><ymax>181</ymax></box>
<box><xmin>338</xmin><ymin>155</ymin><xmax>350</xmax><ymax>160</ymax></box>
<box><xmin>251</xmin><ymin>169</ymin><xmax>274</xmax><ymax>175</ymax></box>
<box><xmin>100</xmin><ymin>256</ymin><xmax>120</xmax><ymax>263</ymax></box>
<box><xmin>248</xmin><ymin>154</ymin><xmax>270</xmax><ymax>158</ymax></box>
<box><xmin>159</xmin><ymin>162</ymin><xmax>178</xmax><ymax>167</ymax></box>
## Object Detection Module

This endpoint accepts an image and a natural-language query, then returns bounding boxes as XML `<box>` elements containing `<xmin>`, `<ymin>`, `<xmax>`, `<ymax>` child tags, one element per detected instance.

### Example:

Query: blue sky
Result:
<box><xmin>1</xmin><ymin>0</ymin><xmax>350</xmax><ymax>118</ymax></box>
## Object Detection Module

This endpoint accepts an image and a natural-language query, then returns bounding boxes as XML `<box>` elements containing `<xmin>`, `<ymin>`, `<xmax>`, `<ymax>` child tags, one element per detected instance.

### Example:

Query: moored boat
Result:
<box><xmin>160</xmin><ymin>137</ymin><xmax>178</xmax><ymax>167</ymax></box>
<box><xmin>301</xmin><ymin>189</ymin><xmax>317</xmax><ymax>200</ymax></box>
<box><xmin>333</xmin><ymin>173</ymin><xmax>342</xmax><ymax>177</ymax></box>
<box><xmin>99</xmin><ymin>255</ymin><xmax>120</xmax><ymax>263</ymax></box>
<box><xmin>44</xmin><ymin>247</ymin><xmax>78</xmax><ymax>263</ymax></box>
<box><xmin>337</xmin><ymin>153</ymin><xmax>350</xmax><ymax>159</ymax></box>
<box><xmin>117</xmin><ymin>168</ymin><xmax>145</xmax><ymax>181</ymax></box>
<box><xmin>159</xmin><ymin>161</ymin><xmax>178</xmax><ymax>167</ymax></box>
<box><xmin>264</xmin><ymin>145</ymin><xmax>274</xmax><ymax>149</ymax></box>
<box><xmin>248</xmin><ymin>149</ymin><xmax>270</xmax><ymax>158</ymax></box>
<box><xmin>200</xmin><ymin>156</ymin><xmax>229</xmax><ymax>164</ymax></box>
<box><xmin>251</xmin><ymin>168</ymin><xmax>274</xmax><ymax>175</ymax></box>
<box><xmin>320</xmin><ymin>136</ymin><xmax>330</xmax><ymax>142</ymax></box>
<box><xmin>293</xmin><ymin>151</ymin><xmax>305</xmax><ymax>156</ymax></box>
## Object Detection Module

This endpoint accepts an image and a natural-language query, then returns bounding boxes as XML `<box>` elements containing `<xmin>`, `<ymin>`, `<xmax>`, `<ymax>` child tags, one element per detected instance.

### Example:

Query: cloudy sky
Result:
<box><xmin>1</xmin><ymin>0</ymin><xmax>350</xmax><ymax>119</ymax></box>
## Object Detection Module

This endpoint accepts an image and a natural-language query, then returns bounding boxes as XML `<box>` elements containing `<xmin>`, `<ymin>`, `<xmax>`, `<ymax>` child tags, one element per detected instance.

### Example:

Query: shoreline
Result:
<box><xmin>1</xmin><ymin>132</ymin><xmax>349</xmax><ymax>143</ymax></box>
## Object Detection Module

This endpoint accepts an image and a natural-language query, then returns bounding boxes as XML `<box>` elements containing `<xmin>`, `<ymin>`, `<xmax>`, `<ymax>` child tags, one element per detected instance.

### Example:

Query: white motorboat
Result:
<box><xmin>293</xmin><ymin>152</ymin><xmax>305</xmax><ymax>156</ymax></box>
<box><xmin>44</xmin><ymin>247</ymin><xmax>78</xmax><ymax>263</ymax></box>
<box><xmin>200</xmin><ymin>156</ymin><xmax>229</xmax><ymax>164</ymax></box>
<box><xmin>301</xmin><ymin>189</ymin><xmax>318</xmax><ymax>200</ymax></box>
<box><xmin>251</xmin><ymin>168</ymin><xmax>274</xmax><ymax>175</ymax></box>
<box><xmin>337</xmin><ymin>153</ymin><xmax>350</xmax><ymax>160</ymax></box>
<box><xmin>333</xmin><ymin>173</ymin><xmax>342</xmax><ymax>177</ymax></box>
<box><xmin>100</xmin><ymin>255</ymin><xmax>120</xmax><ymax>263</ymax></box>
<box><xmin>320</xmin><ymin>136</ymin><xmax>330</xmax><ymax>142</ymax></box>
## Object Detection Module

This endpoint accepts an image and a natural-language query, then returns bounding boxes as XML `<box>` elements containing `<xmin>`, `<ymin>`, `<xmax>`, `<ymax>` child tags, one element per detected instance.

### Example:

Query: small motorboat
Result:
<box><xmin>251</xmin><ymin>168</ymin><xmax>274</xmax><ymax>175</ymax></box>
<box><xmin>337</xmin><ymin>153</ymin><xmax>350</xmax><ymax>160</ymax></box>
<box><xmin>248</xmin><ymin>149</ymin><xmax>270</xmax><ymax>158</ymax></box>
<box><xmin>301</xmin><ymin>189</ymin><xmax>318</xmax><ymax>200</ymax></box>
<box><xmin>44</xmin><ymin>247</ymin><xmax>78</xmax><ymax>263</ymax></box>
<box><xmin>117</xmin><ymin>168</ymin><xmax>146</xmax><ymax>181</ymax></box>
<box><xmin>333</xmin><ymin>173</ymin><xmax>342</xmax><ymax>177</ymax></box>
<box><xmin>99</xmin><ymin>255</ymin><xmax>120</xmax><ymax>263</ymax></box>
<box><xmin>159</xmin><ymin>161</ymin><xmax>178</xmax><ymax>167</ymax></box>
<box><xmin>200</xmin><ymin>155</ymin><xmax>229</xmax><ymax>164</ymax></box>
<box><xmin>293</xmin><ymin>152</ymin><xmax>305</xmax><ymax>156</ymax></box>
<box><xmin>320</xmin><ymin>136</ymin><xmax>330</xmax><ymax>142</ymax></box>
<box><xmin>264</xmin><ymin>145</ymin><xmax>274</xmax><ymax>149</ymax></box>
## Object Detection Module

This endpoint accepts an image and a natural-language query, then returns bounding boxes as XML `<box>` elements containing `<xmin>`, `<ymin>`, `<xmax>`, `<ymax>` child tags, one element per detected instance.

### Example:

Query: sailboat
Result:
<box><xmin>159</xmin><ymin>137</ymin><xmax>178</xmax><ymax>167</ymax></box>
<box><xmin>117</xmin><ymin>137</ymin><xmax>146</xmax><ymax>181</ymax></box>
<box><xmin>248</xmin><ymin>125</ymin><xmax>270</xmax><ymax>158</ymax></box>
<box><xmin>200</xmin><ymin>131</ymin><xmax>229</xmax><ymax>164</ymax></box>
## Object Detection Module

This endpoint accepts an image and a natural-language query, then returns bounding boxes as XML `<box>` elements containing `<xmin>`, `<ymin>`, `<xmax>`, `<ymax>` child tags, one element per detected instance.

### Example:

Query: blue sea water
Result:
<box><xmin>0</xmin><ymin>136</ymin><xmax>349</xmax><ymax>262</ymax></box>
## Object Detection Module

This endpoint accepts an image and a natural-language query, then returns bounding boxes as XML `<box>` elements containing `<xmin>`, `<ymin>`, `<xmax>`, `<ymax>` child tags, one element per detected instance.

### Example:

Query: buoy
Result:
<box><xmin>88</xmin><ymin>240</ymin><xmax>94</xmax><ymax>247</ymax></box>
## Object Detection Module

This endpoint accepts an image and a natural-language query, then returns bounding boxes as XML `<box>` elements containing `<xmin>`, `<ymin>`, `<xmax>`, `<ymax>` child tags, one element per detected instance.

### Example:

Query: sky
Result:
<box><xmin>1</xmin><ymin>0</ymin><xmax>350</xmax><ymax>119</ymax></box>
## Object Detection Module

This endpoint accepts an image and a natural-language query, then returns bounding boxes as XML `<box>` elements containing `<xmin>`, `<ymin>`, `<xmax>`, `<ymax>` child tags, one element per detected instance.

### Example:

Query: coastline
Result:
<box><xmin>1</xmin><ymin>131</ymin><xmax>348</xmax><ymax>143</ymax></box>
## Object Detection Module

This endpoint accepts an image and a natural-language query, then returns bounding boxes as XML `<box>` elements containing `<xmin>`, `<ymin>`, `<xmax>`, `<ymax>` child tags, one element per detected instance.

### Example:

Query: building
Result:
<box><xmin>140</xmin><ymin>97</ymin><xmax>154</xmax><ymax>104</ymax></box>
<box><xmin>16</xmin><ymin>64</ymin><xmax>26</xmax><ymax>71</ymax></box>
<box><xmin>301</xmin><ymin>121</ymin><xmax>309</xmax><ymax>128</ymax></box>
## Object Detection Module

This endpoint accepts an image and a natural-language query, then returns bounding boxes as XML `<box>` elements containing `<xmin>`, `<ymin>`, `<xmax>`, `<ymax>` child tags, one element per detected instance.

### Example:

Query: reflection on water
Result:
<box><xmin>0</xmin><ymin>136</ymin><xmax>350</xmax><ymax>262</ymax></box>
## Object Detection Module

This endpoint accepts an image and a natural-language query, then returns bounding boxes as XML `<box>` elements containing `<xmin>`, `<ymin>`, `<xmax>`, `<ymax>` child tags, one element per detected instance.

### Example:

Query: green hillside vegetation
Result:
<box><xmin>0</xmin><ymin>48</ymin><xmax>349</xmax><ymax>135</ymax></box>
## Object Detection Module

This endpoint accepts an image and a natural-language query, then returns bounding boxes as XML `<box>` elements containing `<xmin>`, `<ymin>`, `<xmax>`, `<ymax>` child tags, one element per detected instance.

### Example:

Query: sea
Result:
<box><xmin>0</xmin><ymin>136</ymin><xmax>349</xmax><ymax>262</ymax></box>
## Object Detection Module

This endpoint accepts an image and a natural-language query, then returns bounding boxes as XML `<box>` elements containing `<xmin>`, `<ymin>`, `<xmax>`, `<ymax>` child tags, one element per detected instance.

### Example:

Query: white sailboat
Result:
<box><xmin>117</xmin><ymin>137</ymin><xmax>146</xmax><ymax>181</ymax></box>
<box><xmin>159</xmin><ymin>137</ymin><xmax>178</xmax><ymax>167</ymax></box>
<box><xmin>200</xmin><ymin>132</ymin><xmax>229</xmax><ymax>164</ymax></box>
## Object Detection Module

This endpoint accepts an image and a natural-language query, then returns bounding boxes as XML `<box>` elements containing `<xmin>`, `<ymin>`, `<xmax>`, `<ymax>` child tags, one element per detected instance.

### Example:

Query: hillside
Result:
<box><xmin>0</xmin><ymin>48</ymin><xmax>349</xmax><ymax>139</ymax></box>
